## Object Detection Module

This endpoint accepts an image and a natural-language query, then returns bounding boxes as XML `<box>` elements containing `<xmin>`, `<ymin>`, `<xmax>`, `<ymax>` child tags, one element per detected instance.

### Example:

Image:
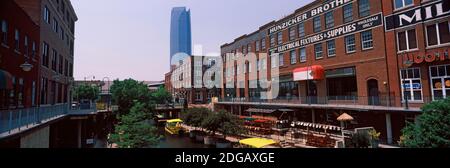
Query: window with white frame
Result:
<box><xmin>313</xmin><ymin>16</ymin><xmax>321</xmax><ymax>33</ymax></box>
<box><xmin>400</xmin><ymin>68</ymin><xmax>422</xmax><ymax>101</ymax></box>
<box><xmin>315</xmin><ymin>43</ymin><xmax>323</xmax><ymax>59</ymax></box>
<box><xmin>290</xmin><ymin>50</ymin><xmax>297</xmax><ymax>64</ymax></box>
<box><xmin>279</xmin><ymin>54</ymin><xmax>284</xmax><ymax>67</ymax></box>
<box><xmin>345</xmin><ymin>34</ymin><xmax>356</xmax><ymax>53</ymax></box>
<box><xmin>270</xmin><ymin>34</ymin><xmax>276</xmax><ymax>47</ymax></box>
<box><xmin>289</xmin><ymin>27</ymin><xmax>296</xmax><ymax>41</ymax></box>
<box><xmin>426</xmin><ymin>21</ymin><xmax>450</xmax><ymax>47</ymax></box>
<box><xmin>358</xmin><ymin>0</ymin><xmax>370</xmax><ymax>17</ymax></box>
<box><xmin>327</xmin><ymin>40</ymin><xmax>336</xmax><ymax>57</ymax></box>
<box><xmin>394</xmin><ymin>0</ymin><xmax>413</xmax><ymax>9</ymax></box>
<box><xmin>277</xmin><ymin>32</ymin><xmax>283</xmax><ymax>45</ymax></box>
<box><xmin>262</xmin><ymin>58</ymin><xmax>267</xmax><ymax>70</ymax></box>
<box><xmin>271</xmin><ymin>54</ymin><xmax>278</xmax><ymax>68</ymax></box>
<box><xmin>325</xmin><ymin>11</ymin><xmax>334</xmax><ymax>29</ymax></box>
<box><xmin>430</xmin><ymin>64</ymin><xmax>450</xmax><ymax>100</ymax></box>
<box><xmin>255</xmin><ymin>41</ymin><xmax>260</xmax><ymax>51</ymax></box>
<box><xmin>247</xmin><ymin>44</ymin><xmax>252</xmax><ymax>53</ymax></box>
<box><xmin>361</xmin><ymin>30</ymin><xmax>373</xmax><ymax>50</ymax></box>
<box><xmin>397</xmin><ymin>29</ymin><xmax>417</xmax><ymax>51</ymax></box>
<box><xmin>298</xmin><ymin>22</ymin><xmax>305</xmax><ymax>37</ymax></box>
<box><xmin>1</xmin><ymin>20</ymin><xmax>7</xmax><ymax>45</ymax></box>
<box><xmin>299</xmin><ymin>48</ymin><xmax>306</xmax><ymax>62</ymax></box>
<box><xmin>261</xmin><ymin>38</ymin><xmax>266</xmax><ymax>50</ymax></box>
<box><xmin>343</xmin><ymin>4</ymin><xmax>353</xmax><ymax>23</ymax></box>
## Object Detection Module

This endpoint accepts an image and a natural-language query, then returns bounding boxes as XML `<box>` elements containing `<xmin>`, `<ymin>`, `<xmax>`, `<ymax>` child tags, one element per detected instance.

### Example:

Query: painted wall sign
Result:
<box><xmin>268</xmin><ymin>0</ymin><xmax>354</xmax><ymax>35</ymax></box>
<box><xmin>385</xmin><ymin>0</ymin><xmax>450</xmax><ymax>31</ymax></box>
<box><xmin>270</xmin><ymin>13</ymin><xmax>383</xmax><ymax>54</ymax></box>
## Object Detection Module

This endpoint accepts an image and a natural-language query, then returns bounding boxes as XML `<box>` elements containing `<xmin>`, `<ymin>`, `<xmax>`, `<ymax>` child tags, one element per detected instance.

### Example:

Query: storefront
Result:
<box><xmin>325</xmin><ymin>67</ymin><xmax>357</xmax><ymax>100</ymax></box>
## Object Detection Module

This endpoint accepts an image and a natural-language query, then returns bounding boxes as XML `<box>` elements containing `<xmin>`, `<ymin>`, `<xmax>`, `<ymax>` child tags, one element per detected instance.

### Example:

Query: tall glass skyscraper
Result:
<box><xmin>170</xmin><ymin>7</ymin><xmax>192</xmax><ymax>68</ymax></box>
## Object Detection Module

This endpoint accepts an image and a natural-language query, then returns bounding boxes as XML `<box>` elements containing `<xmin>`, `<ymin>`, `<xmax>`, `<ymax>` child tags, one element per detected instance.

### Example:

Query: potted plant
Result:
<box><xmin>369</xmin><ymin>129</ymin><xmax>381</xmax><ymax>148</ymax></box>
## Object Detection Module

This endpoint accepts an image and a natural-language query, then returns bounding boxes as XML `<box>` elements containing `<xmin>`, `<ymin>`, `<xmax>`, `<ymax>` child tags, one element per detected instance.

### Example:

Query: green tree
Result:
<box><xmin>201</xmin><ymin>109</ymin><xmax>245</xmax><ymax>138</ymax></box>
<box><xmin>151</xmin><ymin>86</ymin><xmax>172</xmax><ymax>104</ymax></box>
<box><xmin>181</xmin><ymin>107</ymin><xmax>211</xmax><ymax>129</ymax></box>
<box><xmin>401</xmin><ymin>98</ymin><xmax>450</xmax><ymax>148</ymax></box>
<box><xmin>110</xmin><ymin>79</ymin><xmax>153</xmax><ymax>116</ymax></box>
<box><xmin>73</xmin><ymin>84</ymin><xmax>100</xmax><ymax>101</ymax></box>
<box><xmin>110</xmin><ymin>102</ymin><xmax>161</xmax><ymax>148</ymax></box>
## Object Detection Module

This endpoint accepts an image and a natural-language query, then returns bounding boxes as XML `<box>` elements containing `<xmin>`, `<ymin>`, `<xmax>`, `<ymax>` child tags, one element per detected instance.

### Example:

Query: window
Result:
<box><xmin>271</xmin><ymin>54</ymin><xmax>278</xmax><ymax>68</ymax></box>
<box><xmin>42</xmin><ymin>42</ymin><xmax>49</xmax><ymax>67</ymax></box>
<box><xmin>64</xmin><ymin>59</ymin><xmax>69</xmax><ymax>76</ymax></box>
<box><xmin>289</xmin><ymin>27</ymin><xmax>296</xmax><ymax>41</ymax></box>
<box><xmin>277</xmin><ymin>32</ymin><xmax>283</xmax><ymax>45</ymax></box>
<box><xmin>426</xmin><ymin>21</ymin><xmax>450</xmax><ymax>47</ymax></box>
<box><xmin>279</xmin><ymin>54</ymin><xmax>284</xmax><ymax>67</ymax></box>
<box><xmin>270</xmin><ymin>34</ymin><xmax>276</xmax><ymax>47</ymax></box>
<box><xmin>397</xmin><ymin>29</ymin><xmax>417</xmax><ymax>51</ymax></box>
<box><xmin>343</xmin><ymin>4</ymin><xmax>353</xmax><ymax>23</ymax></box>
<box><xmin>255</xmin><ymin>41</ymin><xmax>260</xmax><ymax>51</ymax></box>
<box><xmin>53</xmin><ymin>18</ymin><xmax>58</xmax><ymax>33</ymax></box>
<box><xmin>298</xmin><ymin>22</ymin><xmax>305</xmax><ymax>37</ymax></box>
<box><xmin>1</xmin><ymin>20</ymin><xmax>7</xmax><ymax>45</ymax></box>
<box><xmin>394</xmin><ymin>0</ymin><xmax>413</xmax><ymax>9</ymax></box>
<box><xmin>327</xmin><ymin>40</ymin><xmax>336</xmax><ymax>57</ymax></box>
<box><xmin>315</xmin><ymin>43</ymin><xmax>323</xmax><ymax>59</ymax></box>
<box><xmin>261</xmin><ymin>38</ymin><xmax>266</xmax><ymax>50</ymax></box>
<box><xmin>358</xmin><ymin>0</ymin><xmax>370</xmax><ymax>17</ymax></box>
<box><xmin>247</xmin><ymin>44</ymin><xmax>252</xmax><ymax>53</ymax></box>
<box><xmin>32</xmin><ymin>41</ymin><xmax>36</xmax><ymax>58</ymax></box>
<box><xmin>44</xmin><ymin>6</ymin><xmax>50</xmax><ymax>24</ymax></box>
<box><xmin>290</xmin><ymin>50</ymin><xmax>297</xmax><ymax>64</ymax></box>
<box><xmin>248</xmin><ymin>62</ymin><xmax>252</xmax><ymax>73</ymax></box>
<box><xmin>24</xmin><ymin>35</ymin><xmax>29</xmax><ymax>56</ymax></box>
<box><xmin>14</xmin><ymin>29</ymin><xmax>19</xmax><ymax>51</ymax></box>
<box><xmin>361</xmin><ymin>30</ymin><xmax>373</xmax><ymax>50</ymax></box>
<box><xmin>60</xmin><ymin>27</ymin><xmax>64</xmax><ymax>40</ymax></box>
<box><xmin>59</xmin><ymin>55</ymin><xmax>63</xmax><ymax>74</ymax></box>
<box><xmin>18</xmin><ymin>78</ymin><xmax>24</xmax><ymax>107</ymax></box>
<box><xmin>345</xmin><ymin>35</ymin><xmax>356</xmax><ymax>53</ymax></box>
<box><xmin>299</xmin><ymin>48</ymin><xmax>306</xmax><ymax>62</ymax></box>
<box><xmin>313</xmin><ymin>16</ymin><xmax>321</xmax><ymax>33</ymax></box>
<box><xmin>325</xmin><ymin>12</ymin><xmax>334</xmax><ymax>29</ymax></box>
<box><xmin>195</xmin><ymin>92</ymin><xmax>203</xmax><ymax>101</ymax></box>
<box><xmin>430</xmin><ymin>65</ymin><xmax>450</xmax><ymax>100</ymax></box>
<box><xmin>400</xmin><ymin>68</ymin><xmax>422</xmax><ymax>101</ymax></box>
<box><xmin>261</xmin><ymin>58</ymin><xmax>267</xmax><ymax>70</ymax></box>
<box><xmin>52</xmin><ymin>49</ymin><xmax>57</xmax><ymax>71</ymax></box>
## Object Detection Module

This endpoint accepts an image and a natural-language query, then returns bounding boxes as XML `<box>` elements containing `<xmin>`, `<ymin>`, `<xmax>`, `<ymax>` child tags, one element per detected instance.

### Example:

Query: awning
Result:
<box><xmin>0</xmin><ymin>69</ymin><xmax>13</xmax><ymax>90</ymax></box>
<box><xmin>246</xmin><ymin>108</ymin><xmax>276</xmax><ymax>114</ymax></box>
<box><xmin>278</xmin><ymin>109</ymin><xmax>294</xmax><ymax>112</ymax></box>
<box><xmin>239</xmin><ymin>138</ymin><xmax>277</xmax><ymax>148</ymax></box>
<box><xmin>291</xmin><ymin>121</ymin><xmax>341</xmax><ymax>131</ymax></box>
<box><xmin>293</xmin><ymin>65</ymin><xmax>325</xmax><ymax>81</ymax></box>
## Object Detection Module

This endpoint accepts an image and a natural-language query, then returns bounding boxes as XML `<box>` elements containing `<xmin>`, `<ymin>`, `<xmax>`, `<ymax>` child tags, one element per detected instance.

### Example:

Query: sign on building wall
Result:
<box><xmin>385</xmin><ymin>0</ymin><xmax>450</xmax><ymax>31</ymax></box>
<box><xmin>268</xmin><ymin>0</ymin><xmax>354</xmax><ymax>34</ymax></box>
<box><xmin>270</xmin><ymin>13</ymin><xmax>383</xmax><ymax>54</ymax></box>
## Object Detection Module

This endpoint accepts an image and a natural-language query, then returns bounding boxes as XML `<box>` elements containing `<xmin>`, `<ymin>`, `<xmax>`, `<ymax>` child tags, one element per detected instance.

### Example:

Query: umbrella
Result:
<box><xmin>337</xmin><ymin>113</ymin><xmax>354</xmax><ymax>121</ymax></box>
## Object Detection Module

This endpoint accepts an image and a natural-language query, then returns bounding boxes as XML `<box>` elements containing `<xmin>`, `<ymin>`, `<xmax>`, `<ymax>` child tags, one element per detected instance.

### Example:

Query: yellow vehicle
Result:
<box><xmin>238</xmin><ymin>138</ymin><xmax>278</xmax><ymax>148</ymax></box>
<box><xmin>165</xmin><ymin>119</ymin><xmax>185</xmax><ymax>135</ymax></box>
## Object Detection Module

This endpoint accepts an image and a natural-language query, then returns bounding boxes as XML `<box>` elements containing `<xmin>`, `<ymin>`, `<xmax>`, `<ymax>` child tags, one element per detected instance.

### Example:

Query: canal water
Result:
<box><xmin>156</xmin><ymin>126</ymin><xmax>212</xmax><ymax>148</ymax></box>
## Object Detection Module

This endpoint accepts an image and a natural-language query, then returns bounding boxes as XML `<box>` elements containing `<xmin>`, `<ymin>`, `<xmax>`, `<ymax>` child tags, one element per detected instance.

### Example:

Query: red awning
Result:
<box><xmin>293</xmin><ymin>65</ymin><xmax>325</xmax><ymax>81</ymax></box>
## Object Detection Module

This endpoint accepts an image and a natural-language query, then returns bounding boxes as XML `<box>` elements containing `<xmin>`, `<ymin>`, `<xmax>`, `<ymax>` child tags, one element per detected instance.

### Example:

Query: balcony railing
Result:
<box><xmin>218</xmin><ymin>96</ymin><xmax>436</xmax><ymax>111</ymax></box>
<box><xmin>0</xmin><ymin>103</ymin><xmax>98</xmax><ymax>137</ymax></box>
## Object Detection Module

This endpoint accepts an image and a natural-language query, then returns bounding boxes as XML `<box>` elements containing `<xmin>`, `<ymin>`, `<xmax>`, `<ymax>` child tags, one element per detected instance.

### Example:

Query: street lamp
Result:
<box><xmin>400</xmin><ymin>51</ymin><xmax>413</xmax><ymax>110</ymax></box>
<box><xmin>20</xmin><ymin>62</ymin><xmax>33</xmax><ymax>72</ymax></box>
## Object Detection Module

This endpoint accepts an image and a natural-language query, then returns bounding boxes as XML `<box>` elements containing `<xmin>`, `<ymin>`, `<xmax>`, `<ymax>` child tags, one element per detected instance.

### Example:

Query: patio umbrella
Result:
<box><xmin>337</xmin><ymin>113</ymin><xmax>354</xmax><ymax>148</ymax></box>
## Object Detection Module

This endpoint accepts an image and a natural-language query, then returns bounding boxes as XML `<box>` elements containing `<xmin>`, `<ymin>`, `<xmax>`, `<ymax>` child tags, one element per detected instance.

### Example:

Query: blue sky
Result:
<box><xmin>72</xmin><ymin>0</ymin><xmax>313</xmax><ymax>81</ymax></box>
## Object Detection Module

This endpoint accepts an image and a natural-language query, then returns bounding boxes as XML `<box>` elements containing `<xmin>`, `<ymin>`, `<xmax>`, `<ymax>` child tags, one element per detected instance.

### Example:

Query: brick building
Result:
<box><xmin>14</xmin><ymin>0</ymin><xmax>77</xmax><ymax>106</ymax></box>
<box><xmin>0</xmin><ymin>0</ymin><xmax>40</xmax><ymax>109</ymax></box>
<box><xmin>216</xmin><ymin>0</ymin><xmax>450</xmax><ymax>144</ymax></box>
<box><xmin>168</xmin><ymin>55</ymin><xmax>221</xmax><ymax>104</ymax></box>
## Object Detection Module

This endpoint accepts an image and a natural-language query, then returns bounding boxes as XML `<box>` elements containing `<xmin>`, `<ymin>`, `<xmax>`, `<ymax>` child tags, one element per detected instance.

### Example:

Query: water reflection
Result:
<box><xmin>157</xmin><ymin>127</ymin><xmax>212</xmax><ymax>148</ymax></box>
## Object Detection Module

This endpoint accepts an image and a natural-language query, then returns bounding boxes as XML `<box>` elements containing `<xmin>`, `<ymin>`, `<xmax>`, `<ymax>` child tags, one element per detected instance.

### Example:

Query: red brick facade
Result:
<box><xmin>0</xmin><ymin>0</ymin><xmax>40</xmax><ymax>109</ymax></box>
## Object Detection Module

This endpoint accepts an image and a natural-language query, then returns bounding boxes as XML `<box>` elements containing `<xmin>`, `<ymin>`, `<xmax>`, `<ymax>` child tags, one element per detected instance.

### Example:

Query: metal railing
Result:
<box><xmin>219</xmin><ymin>96</ymin><xmax>437</xmax><ymax>110</ymax></box>
<box><xmin>1</xmin><ymin>103</ymin><xmax>99</xmax><ymax>136</ymax></box>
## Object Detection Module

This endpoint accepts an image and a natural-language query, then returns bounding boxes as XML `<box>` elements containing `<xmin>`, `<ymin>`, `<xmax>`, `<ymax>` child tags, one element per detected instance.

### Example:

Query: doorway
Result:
<box><xmin>367</xmin><ymin>79</ymin><xmax>380</xmax><ymax>105</ymax></box>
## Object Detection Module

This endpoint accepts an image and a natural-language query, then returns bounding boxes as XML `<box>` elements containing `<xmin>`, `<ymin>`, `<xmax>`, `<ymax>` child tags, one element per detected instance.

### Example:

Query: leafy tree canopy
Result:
<box><xmin>73</xmin><ymin>84</ymin><xmax>100</xmax><ymax>101</ymax></box>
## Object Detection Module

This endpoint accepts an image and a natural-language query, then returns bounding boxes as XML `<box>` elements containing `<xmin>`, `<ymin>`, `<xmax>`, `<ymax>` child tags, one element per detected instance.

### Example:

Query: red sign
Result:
<box><xmin>402</xmin><ymin>50</ymin><xmax>449</xmax><ymax>65</ymax></box>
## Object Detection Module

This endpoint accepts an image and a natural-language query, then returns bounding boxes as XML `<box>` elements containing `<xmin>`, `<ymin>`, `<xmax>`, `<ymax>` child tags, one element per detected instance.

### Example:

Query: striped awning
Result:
<box><xmin>0</xmin><ymin>69</ymin><xmax>13</xmax><ymax>90</ymax></box>
<box><xmin>290</xmin><ymin>121</ymin><xmax>341</xmax><ymax>131</ymax></box>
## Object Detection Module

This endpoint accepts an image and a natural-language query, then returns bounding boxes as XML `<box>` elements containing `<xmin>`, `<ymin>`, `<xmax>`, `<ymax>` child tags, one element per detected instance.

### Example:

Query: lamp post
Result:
<box><xmin>400</xmin><ymin>51</ymin><xmax>413</xmax><ymax>110</ymax></box>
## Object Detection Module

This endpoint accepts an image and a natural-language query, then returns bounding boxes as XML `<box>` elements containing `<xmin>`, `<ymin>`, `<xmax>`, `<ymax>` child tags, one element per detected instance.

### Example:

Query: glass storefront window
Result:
<box><xmin>430</xmin><ymin>64</ymin><xmax>450</xmax><ymax>100</ymax></box>
<box><xmin>400</xmin><ymin>68</ymin><xmax>422</xmax><ymax>101</ymax></box>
